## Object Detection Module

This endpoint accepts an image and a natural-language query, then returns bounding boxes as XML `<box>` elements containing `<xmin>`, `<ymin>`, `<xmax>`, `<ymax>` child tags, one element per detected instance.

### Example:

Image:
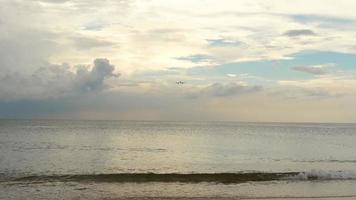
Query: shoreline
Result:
<box><xmin>2</xmin><ymin>179</ymin><xmax>356</xmax><ymax>200</ymax></box>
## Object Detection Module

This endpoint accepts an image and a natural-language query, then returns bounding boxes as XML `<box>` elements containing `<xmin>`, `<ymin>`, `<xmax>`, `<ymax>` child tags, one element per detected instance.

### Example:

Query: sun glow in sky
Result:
<box><xmin>1</xmin><ymin>0</ymin><xmax>356</xmax><ymax>122</ymax></box>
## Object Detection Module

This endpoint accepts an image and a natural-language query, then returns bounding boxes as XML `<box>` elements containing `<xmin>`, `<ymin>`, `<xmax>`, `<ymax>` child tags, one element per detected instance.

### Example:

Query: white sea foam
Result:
<box><xmin>290</xmin><ymin>170</ymin><xmax>356</xmax><ymax>180</ymax></box>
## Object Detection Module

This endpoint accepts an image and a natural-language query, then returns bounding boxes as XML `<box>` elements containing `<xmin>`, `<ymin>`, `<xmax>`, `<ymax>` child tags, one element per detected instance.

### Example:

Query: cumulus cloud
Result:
<box><xmin>292</xmin><ymin>63</ymin><xmax>335</xmax><ymax>75</ymax></box>
<box><xmin>0</xmin><ymin>58</ymin><xmax>119</xmax><ymax>101</ymax></box>
<box><xmin>75</xmin><ymin>58</ymin><xmax>119</xmax><ymax>92</ymax></box>
<box><xmin>283</xmin><ymin>29</ymin><xmax>317</xmax><ymax>37</ymax></box>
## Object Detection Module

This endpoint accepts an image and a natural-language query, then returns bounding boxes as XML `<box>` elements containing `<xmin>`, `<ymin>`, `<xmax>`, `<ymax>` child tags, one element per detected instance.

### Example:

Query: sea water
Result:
<box><xmin>1</xmin><ymin>120</ymin><xmax>356</xmax><ymax>199</ymax></box>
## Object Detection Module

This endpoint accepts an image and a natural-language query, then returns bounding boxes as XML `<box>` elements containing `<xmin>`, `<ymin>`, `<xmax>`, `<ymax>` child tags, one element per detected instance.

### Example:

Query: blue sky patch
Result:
<box><xmin>187</xmin><ymin>51</ymin><xmax>356</xmax><ymax>80</ymax></box>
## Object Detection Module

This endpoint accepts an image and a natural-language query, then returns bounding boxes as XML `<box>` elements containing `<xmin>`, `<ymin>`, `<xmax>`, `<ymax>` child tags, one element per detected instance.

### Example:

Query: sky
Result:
<box><xmin>1</xmin><ymin>0</ymin><xmax>356</xmax><ymax>122</ymax></box>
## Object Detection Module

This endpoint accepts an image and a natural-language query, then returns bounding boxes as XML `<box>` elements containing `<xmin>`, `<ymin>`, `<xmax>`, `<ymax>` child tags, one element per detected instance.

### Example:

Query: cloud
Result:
<box><xmin>75</xmin><ymin>58</ymin><xmax>119</xmax><ymax>92</ymax></box>
<box><xmin>4</xmin><ymin>0</ymin><xmax>356</xmax><ymax>74</ymax></box>
<box><xmin>290</xmin><ymin>14</ymin><xmax>356</xmax><ymax>29</ymax></box>
<box><xmin>34</xmin><ymin>0</ymin><xmax>70</xmax><ymax>3</ymax></box>
<box><xmin>82</xmin><ymin>21</ymin><xmax>107</xmax><ymax>31</ymax></box>
<box><xmin>2</xmin><ymin>0</ymin><xmax>356</xmax><ymax>122</ymax></box>
<box><xmin>200</xmin><ymin>82</ymin><xmax>262</xmax><ymax>97</ymax></box>
<box><xmin>0</xmin><ymin>58</ymin><xmax>119</xmax><ymax>101</ymax></box>
<box><xmin>71</xmin><ymin>36</ymin><xmax>116</xmax><ymax>50</ymax></box>
<box><xmin>207</xmin><ymin>39</ymin><xmax>242</xmax><ymax>47</ymax></box>
<box><xmin>292</xmin><ymin>63</ymin><xmax>335</xmax><ymax>75</ymax></box>
<box><xmin>0</xmin><ymin>29</ymin><xmax>58</xmax><ymax>73</ymax></box>
<box><xmin>278</xmin><ymin>74</ymin><xmax>356</xmax><ymax>98</ymax></box>
<box><xmin>226</xmin><ymin>74</ymin><xmax>237</xmax><ymax>77</ymax></box>
<box><xmin>175</xmin><ymin>54</ymin><xmax>214</xmax><ymax>63</ymax></box>
<box><xmin>283</xmin><ymin>29</ymin><xmax>317</xmax><ymax>37</ymax></box>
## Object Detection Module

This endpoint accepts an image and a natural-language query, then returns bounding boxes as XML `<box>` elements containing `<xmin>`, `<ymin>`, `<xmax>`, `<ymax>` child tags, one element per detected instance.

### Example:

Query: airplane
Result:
<box><xmin>176</xmin><ymin>81</ymin><xmax>185</xmax><ymax>85</ymax></box>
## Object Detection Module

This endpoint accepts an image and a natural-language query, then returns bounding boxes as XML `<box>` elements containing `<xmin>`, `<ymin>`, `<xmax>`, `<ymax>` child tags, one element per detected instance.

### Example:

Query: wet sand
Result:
<box><xmin>2</xmin><ymin>180</ymin><xmax>356</xmax><ymax>200</ymax></box>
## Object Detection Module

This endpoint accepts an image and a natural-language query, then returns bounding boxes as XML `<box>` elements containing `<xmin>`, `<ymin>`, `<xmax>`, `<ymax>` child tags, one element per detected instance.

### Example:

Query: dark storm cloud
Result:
<box><xmin>283</xmin><ymin>29</ymin><xmax>317</xmax><ymax>37</ymax></box>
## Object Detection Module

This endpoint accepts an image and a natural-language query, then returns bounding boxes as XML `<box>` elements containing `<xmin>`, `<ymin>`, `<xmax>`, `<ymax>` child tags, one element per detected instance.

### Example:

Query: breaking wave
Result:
<box><xmin>6</xmin><ymin>170</ymin><xmax>356</xmax><ymax>184</ymax></box>
<box><xmin>289</xmin><ymin>170</ymin><xmax>356</xmax><ymax>181</ymax></box>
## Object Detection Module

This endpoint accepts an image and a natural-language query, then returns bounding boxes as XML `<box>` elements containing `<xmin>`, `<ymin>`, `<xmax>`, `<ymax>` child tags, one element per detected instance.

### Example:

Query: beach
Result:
<box><xmin>2</xmin><ymin>179</ymin><xmax>356</xmax><ymax>199</ymax></box>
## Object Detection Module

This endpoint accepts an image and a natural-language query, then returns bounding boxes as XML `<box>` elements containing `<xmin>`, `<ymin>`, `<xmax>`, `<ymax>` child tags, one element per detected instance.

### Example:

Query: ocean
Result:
<box><xmin>1</xmin><ymin>120</ymin><xmax>356</xmax><ymax>199</ymax></box>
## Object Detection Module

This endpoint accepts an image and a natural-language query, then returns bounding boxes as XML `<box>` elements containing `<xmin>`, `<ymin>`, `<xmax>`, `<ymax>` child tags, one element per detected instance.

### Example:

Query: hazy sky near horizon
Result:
<box><xmin>1</xmin><ymin>0</ymin><xmax>356</xmax><ymax>122</ymax></box>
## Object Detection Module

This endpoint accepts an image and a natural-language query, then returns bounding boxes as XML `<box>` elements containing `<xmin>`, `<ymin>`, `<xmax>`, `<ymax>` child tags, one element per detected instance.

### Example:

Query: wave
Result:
<box><xmin>7</xmin><ymin>170</ymin><xmax>356</xmax><ymax>184</ymax></box>
<box><xmin>12</xmin><ymin>172</ymin><xmax>297</xmax><ymax>183</ymax></box>
<box><xmin>290</xmin><ymin>170</ymin><xmax>356</xmax><ymax>181</ymax></box>
<box><xmin>290</xmin><ymin>159</ymin><xmax>356</xmax><ymax>163</ymax></box>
